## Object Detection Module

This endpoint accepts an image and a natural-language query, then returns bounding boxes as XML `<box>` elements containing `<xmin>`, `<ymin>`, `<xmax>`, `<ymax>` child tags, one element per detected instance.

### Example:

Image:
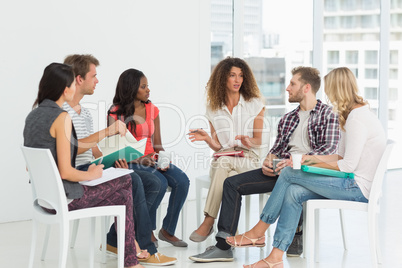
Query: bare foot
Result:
<box><xmin>243</xmin><ymin>258</ymin><xmax>283</xmax><ymax>268</ymax></box>
<box><xmin>134</xmin><ymin>239</ymin><xmax>150</xmax><ymax>259</ymax></box>
<box><xmin>226</xmin><ymin>231</ymin><xmax>265</xmax><ymax>247</ymax></box>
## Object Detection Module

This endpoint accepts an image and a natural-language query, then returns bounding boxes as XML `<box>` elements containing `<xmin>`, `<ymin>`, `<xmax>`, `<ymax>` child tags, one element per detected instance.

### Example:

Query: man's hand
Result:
<box><xmin>107</xmin><ymin>120</ymin><xmax>127</xmax><ymax>137</ymax></box>
<box><xmin>261</xmin><ymin>157</ymin><xmax>275</xmax><ymax>176</ymax></box>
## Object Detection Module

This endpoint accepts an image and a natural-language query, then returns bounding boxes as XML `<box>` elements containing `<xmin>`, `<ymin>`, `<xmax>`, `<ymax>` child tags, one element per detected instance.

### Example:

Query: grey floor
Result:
<box><xmin>1</xmin><ymin>169</ymin><xmax>401</xmax><ymax>268</ymax></box>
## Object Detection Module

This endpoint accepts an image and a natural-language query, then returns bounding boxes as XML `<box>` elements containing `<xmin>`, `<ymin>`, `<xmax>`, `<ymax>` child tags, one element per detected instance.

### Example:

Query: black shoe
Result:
<box><xmin>286</xmin><ymin>232</ymin><xmax>303</xmax><ymax>257</ymax></box>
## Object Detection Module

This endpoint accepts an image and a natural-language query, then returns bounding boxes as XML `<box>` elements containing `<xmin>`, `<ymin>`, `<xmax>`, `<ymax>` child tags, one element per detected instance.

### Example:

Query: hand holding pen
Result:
<box><xmin>187</xmin><ymin>128</ymin><xmax>209</xmax><ymax>142</ymax></box>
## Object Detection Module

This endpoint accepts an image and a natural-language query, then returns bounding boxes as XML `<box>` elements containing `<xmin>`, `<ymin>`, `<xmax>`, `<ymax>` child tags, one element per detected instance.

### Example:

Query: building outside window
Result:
<box><xmin>211</xmin><ymin>0</ymin><xmax>402</xmax><ymax>168</ymax></box>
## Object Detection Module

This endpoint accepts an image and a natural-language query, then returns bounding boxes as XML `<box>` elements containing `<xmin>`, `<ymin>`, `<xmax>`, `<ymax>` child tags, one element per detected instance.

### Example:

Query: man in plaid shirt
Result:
<box><xmin>190</xmin><ymin>66</ymin><xmax>340</xmax><ymax>263</ymax></box>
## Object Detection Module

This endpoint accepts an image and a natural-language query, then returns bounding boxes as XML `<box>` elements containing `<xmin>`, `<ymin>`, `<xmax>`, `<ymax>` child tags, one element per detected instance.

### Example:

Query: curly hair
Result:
<box><xmin>108</xmin><ymin>68</ymin><xmax>149</xmax><ymax>134</ymax></box>
<box><xmin>206</xmin><ymin>57</ymin><xmax>261</xmax><ymax>111</ymax></box>
<box><xmin>324</xmin><ymin>67</ymin><xmax>368</xmax><ymax>131</ymax></box>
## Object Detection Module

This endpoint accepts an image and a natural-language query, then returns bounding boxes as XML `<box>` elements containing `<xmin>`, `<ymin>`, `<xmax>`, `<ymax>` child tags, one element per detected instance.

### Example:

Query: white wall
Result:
<box><xmin>0</xmin><ymin>0</ymin><xmax>211</xmax><ymax>223</ymax></box>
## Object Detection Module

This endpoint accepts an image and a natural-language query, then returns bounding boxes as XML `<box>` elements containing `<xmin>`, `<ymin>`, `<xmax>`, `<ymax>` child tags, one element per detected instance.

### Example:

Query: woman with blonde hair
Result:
<box><xmin>226</xmin><ymin>67</ymin><xmax>386</xmax><ymax>268</ymax></box>
<box><xmin>188</xmin><ymin>57</ymin><xmax>265</xmax><ymax>242</ymax></box>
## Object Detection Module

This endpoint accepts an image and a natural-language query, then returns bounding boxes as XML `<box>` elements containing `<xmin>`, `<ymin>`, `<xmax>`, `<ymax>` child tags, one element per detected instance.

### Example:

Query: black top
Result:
<box><xmin>23</xmin><ymin>99</ymin><xmax>84</xmax><ymax>199</ymax></box>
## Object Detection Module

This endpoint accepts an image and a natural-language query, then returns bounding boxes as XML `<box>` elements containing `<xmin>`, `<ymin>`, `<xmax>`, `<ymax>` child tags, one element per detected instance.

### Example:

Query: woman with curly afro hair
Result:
<box><xmin>188</xmin><ymin>57</ymin><xmax>266</xmax><ymax>242</ymax></box>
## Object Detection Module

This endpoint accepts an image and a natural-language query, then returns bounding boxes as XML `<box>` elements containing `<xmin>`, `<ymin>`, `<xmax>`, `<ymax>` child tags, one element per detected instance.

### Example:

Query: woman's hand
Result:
<box><xmin>235</xmin><ymin>135</ymin><xmax>252</xmax><ymax>149</ymax></box>
<box><xmin>87</xmin><ymin>163</ymin><xmax>104</xmax><ymax>180</ymax></box>
<box><xmin>115</xmin><ymin>159</ymin><xmax>129</xmax><ymax>169</ymax></box>
<box><xmin>136</xmin><ymin>155</ymin><xmax>156</xmax><ymax>167</ymax></box>
<box><xmin>302</xmin><ymin>155</ymin><xmax>320</xmax><ymax>166</ymax></box>
<box><xmin>188</xmin><ymin>128</ymin><xmax>210</xmax><ymax>142</ymax></box>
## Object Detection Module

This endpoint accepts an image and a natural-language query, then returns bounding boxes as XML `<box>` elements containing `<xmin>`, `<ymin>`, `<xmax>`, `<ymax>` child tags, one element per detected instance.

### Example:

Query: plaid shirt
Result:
<box><xmin>269</xmin><ymin>100</ymin><xmax>339</xmax><ymax>159</ymax></box>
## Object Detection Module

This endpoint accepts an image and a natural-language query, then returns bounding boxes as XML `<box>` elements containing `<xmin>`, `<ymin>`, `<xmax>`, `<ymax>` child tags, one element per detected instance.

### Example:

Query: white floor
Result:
<box><xmin>1</xmin><ymin>169</ymin><xmax>401</xmax><ymax>268</ymax></box>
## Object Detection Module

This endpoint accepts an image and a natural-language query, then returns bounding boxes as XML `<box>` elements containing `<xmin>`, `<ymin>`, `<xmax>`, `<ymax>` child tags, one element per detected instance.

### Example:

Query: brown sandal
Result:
<box><xmin>226</xmin><ymin>233</ymin><xmax>265</xmax><ymax>248</ymax></box>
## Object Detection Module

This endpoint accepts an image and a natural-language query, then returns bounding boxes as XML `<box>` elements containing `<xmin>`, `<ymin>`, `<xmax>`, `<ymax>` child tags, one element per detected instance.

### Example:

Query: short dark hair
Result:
<box><xmin>33</xmin><ymin>63</ymin><xmax>75</xmax><ymax>108</ymax></box>
<box><xmin>291</xmin><ymin>66</ymin><xmax>321</xmax><ymax>94</ymax></box>
<box><xmin>64</xmin><ymin>54</ymin><xmax>99</xmax><ymax>79</ymax></box>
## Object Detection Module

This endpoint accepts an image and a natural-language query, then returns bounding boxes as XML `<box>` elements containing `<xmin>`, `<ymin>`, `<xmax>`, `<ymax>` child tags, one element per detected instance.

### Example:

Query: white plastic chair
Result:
<box><xmin>303</xmin><ymin>140</ymin><xmax>394</xmax><ymax>268</ymax></box>
<box><xmin>21</xmin><ymin>146</ymin><xmax>126</xmax><ymax>268</ymax></box>
<box><xmin>195</xmin><ymin>175</ymin><xmax>271</xmax><ymax>232</ymax></box>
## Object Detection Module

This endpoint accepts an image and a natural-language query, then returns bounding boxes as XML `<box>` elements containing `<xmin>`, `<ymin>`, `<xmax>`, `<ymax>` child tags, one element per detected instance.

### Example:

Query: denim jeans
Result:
<box><xmin>216</xmin><ymin>168</ymin><xmax>277</xmax><ymax>241</ymax></box>
<box><xmin>261</xmin><ymin>167</ymin><xmax>368</xmax><ymax>252</ymax></box>
<box><xmin>107</xmin><ymin>169</ymin><xmax>161</xmax><ymax>255</ymax></box>
<box><xmin>129</xmin><ymin>163</ymin><xmax>190</xmax><ymax>236</ymax></box>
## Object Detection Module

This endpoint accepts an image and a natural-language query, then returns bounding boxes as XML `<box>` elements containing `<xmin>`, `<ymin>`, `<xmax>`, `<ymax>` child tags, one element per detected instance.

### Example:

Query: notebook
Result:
<box><xmin>213</xmin><ymin>150</ymin><xmax>244</xmax><ymax>160</ymax></box>
<box><xmin>301</xmin><ymin>165</ymin><xmax>355</xmax><ymax>179</ymax></box>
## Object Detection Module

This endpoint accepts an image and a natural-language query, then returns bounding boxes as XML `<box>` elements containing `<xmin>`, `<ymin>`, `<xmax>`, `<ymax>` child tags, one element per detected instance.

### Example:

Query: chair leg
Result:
<box><xmin>181</xmin><ymin>201</ymin><xmax>187</xmax><ymax>239</ymax></box>
<box><xmin>156</xmin><ymin>203</ymin><xmax>162</xmax><ymax>231</ymax></box>
<box><xmin>58</xmin><ymin>222</ymin><xmax>69</xmax><ymax>268</ymax></box>
<box><xmin>101</xmin><ymin>216</ymin><xmax>109</xmax><ymax>264</ymax></box>
<box><xmin>339</xmin><ymin>209</ymin><xmax>348</xmax><ymax>251</ymax></box>
<box><xmin>245</xmin><ymin>195</ymin><xmax>251</xmax><ymax>230</ymax></box>
<box><xmin>69</xmin><ymin>219</ymin><xmax>80</xmax><ymax>248</ymax></box>
<box><xmin>196</xmin><ymin>180</ymin><xmax>202</xmax><ymax>228</ymax></box>
<box><xmin>368</xmin><ymin>209</ymin><xmax>379</xmax><ymax>267</ymax></box>
<box><xmin>314</xmin><ymin>208</ymin><xmax>320</xmax><ymax>263</ymax></box>
<box><xmin>89</xmin><ymin>218</ymin><xmax>95</xmax><ymax>268</ymax></box>
<box><xmin>41</xmin><ymin>225</ymin><xmax>51</xmax><ymax>261</ymax></box>
<box><xmin>28</xmin><ymin>220</ymin><xmax>38</xmax><ymax>268</ymax></box>
<box><xmin>117</xmin><ymin>212</ymin><xmax>125</xmax><ymax>268</ymax></box>
<box><xmin>302</xmin><ymin>204</ymin><xmax>307</xmax><ymax>259</ymax></box>
<box><xmin>305</xmin><ymin>203</ymin><xmax>316</xmax><ymax>267</ymax></box>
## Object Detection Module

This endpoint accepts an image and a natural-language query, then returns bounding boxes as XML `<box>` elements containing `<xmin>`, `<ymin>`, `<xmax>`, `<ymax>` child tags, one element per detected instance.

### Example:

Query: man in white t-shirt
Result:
<box><xmin>63</xmin><ymin>54</ymin><xmax>177</xmax><ymax>265</ymax></box>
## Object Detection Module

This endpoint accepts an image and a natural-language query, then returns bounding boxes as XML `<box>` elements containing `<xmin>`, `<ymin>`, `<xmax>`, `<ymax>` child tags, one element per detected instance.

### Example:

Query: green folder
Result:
<box><xmin>91</xmin><ymin>147</ymin><xmax>143</xmax><ymax>169</ymax></box>
<box><xmin>301</xmin><ymin>165</ymin><xmax>355</xmax><ymax>179</ymax></box>
<box><xmin>91</xmin><ymin>134</ymin><xmax>146</xmax><ymax>169</ymax></box>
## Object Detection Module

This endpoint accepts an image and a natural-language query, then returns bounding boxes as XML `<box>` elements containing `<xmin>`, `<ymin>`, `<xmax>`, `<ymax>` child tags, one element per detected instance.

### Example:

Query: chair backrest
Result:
<box><xmin>256</xmin><ymin>119</ymin><xmax>271</xmax><ymax>162</ymax></box>
<box><xmin>368</xmin><ymin>140</ymin><xmax>394</xmax><ymax>206</ymax></box>
<box><xmin>21</xmin><ymin>146</ymin><xmax>69</xmax><ymax>215</ymax></box>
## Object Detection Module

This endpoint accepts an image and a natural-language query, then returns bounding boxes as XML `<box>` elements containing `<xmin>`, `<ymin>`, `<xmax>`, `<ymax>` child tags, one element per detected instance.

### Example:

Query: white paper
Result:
<box><xmin>79</xmin><ymin>167</ymin><xmax>134</xmax><ymax>186</ymax></box>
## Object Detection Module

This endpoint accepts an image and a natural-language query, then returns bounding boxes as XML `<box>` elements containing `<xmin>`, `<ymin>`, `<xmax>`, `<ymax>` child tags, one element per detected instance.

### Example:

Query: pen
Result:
<box><xmin>186</xmin><ymin>128</ymin><xmax>203</xmax><ymax>135</ymax></box>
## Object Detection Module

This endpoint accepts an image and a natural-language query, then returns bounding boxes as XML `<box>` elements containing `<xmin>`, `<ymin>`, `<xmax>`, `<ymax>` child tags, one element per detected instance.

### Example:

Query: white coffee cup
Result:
<box><xmin>291</xmin><ymin>153</ymin><xmax>302</xmax><ymax>170</ymax></box>
<box><xmin>155</xmin><ymin>151</ymin><xmax>171</xmax><ymax>169</ymax></box>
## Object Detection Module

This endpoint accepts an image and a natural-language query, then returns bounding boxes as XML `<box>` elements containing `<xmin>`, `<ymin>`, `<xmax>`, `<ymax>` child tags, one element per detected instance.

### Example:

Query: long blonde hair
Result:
<box><xmin>206</xmin><ymin>57</ymin><xmax>261</xmax><ymax>111</ymax></box>
<box><xmin>324</xmin><ymin>67</ymin><xmax>368</xmax><ymax>130</ymax></box>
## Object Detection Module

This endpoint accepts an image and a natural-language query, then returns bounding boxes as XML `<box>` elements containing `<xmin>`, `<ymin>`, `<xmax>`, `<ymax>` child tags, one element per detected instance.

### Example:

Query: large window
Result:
<box><xmin>211</xmin><ymin>0</ymin><xmax>402</xmax><ymax>168</ymax></box>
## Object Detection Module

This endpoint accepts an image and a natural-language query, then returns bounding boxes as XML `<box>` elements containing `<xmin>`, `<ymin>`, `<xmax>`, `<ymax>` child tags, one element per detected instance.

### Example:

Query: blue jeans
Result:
<box><xmin>261</xmin><ymin>167</ymin><xmax>368</xmax><ymax>252</ymax></box>
<box><xmin>77</xmin><ymin>164</ymin><xmax>161</xmax><ymax>254</ymax></box>
<box><xmin>129</xmin><ymin>163</ymin><xmax>190</xmax><ymax>236</ymax></box>
<box><xmin>107</xmin><ymin>169</ymin><xmax>161</xmax><ymax>255</ymax></box>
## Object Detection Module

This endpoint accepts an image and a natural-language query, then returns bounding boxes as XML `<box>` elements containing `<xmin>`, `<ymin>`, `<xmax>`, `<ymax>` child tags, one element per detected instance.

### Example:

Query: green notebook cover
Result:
<box><xmin>301</xmin><ymin>165</ymin><xmax>355</xmax><ymax>179</ymax></box>
<box><xmin>91</xmin><ymin>147</ymin><xmax>143</xmax><ymax>169</ymax></box>
<box><xmin>91</xmin><ymin>134</ymin><xmax>146</xmax><ymax>169</ymax></box>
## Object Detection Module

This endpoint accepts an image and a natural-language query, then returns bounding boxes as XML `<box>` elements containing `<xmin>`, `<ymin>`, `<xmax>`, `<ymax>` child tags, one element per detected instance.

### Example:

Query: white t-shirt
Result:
<box><xmin>205</xmin><ymin>95</ymin><xmax>264</xmax><ymax>156</ymax></box>
<box><xmin>62</xmin><ymin>102</ymin><xmax>94</xmax><ymax>167</ymax></box>
<box><xmin>288</xmin><ymin>109</ymin><xmax>312</xmax><ymax>154</ymax></box>
<box><xmin>337</xmin><ymin>105</ymin><xmax>386</xmax><ymax>199</ymax></box>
